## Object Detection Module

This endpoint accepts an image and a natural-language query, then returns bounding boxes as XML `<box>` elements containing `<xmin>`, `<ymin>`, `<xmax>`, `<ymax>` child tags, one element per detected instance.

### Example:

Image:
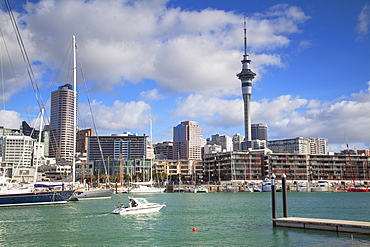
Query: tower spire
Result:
<box><xmin>237</xmin><ymin>14</ymin><xmax>256</xmax><ymax>149</ymax></box>
<box><xmin>244</xmin><ymin>14</ymin><xmax>247</xmax><ymax>58</ymax></box>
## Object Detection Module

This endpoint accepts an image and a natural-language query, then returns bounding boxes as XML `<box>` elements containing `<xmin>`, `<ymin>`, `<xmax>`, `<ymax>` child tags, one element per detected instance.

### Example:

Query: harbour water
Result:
<box><xmin>0</xmin><ymin>192</ymin><xmax>369</xmax><ymax>246</ymax></box>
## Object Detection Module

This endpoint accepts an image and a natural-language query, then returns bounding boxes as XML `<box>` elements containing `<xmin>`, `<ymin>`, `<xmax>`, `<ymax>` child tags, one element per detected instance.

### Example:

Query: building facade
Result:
<box><xmin>267</xmin><ymin>137</ymin><xmax>328</xmax><ymax>154</ymax></box>
<box><xmin>203</xmin><ymin>151</ymin><xmax>370</xmax><ymax>184</ymax></box>
<box><xmin>21</xmin><ymin>121</ymin><xmax>50</xmax><ymax>157</ymax></box>
<box><xmin>251</xmin><ymin>123</ymin><xmax>268</xmax><ymax>141</ymax></box>
<box><xmin>49</xmin><ymin>83</ymin><xmax>77</xmax><ymax>163</ymax></box>
<box><xmin>173</xmin><ymin>121</ymin><xmax>202</xmax><ymax>160</ymax></box>
<box><xmin>232</xmin><ymin>133</ymin><xmax>245</xmax><ymax>151</ymax></box>
<box><xmin>154</xmin><ymin>142</ymin><xmax>173</xmax><ymax>160</ymax></box>
<box><xmin>76</xmin><ymin>128</ymin><xmax>94</xmax><ymax>154</ymax></box>
<box><xmin>210</xmin><ymin>134</ymin><xmax>233</xmax><ymax>152</ymax></box>
<box><xmin>0</xmin><ymin>134</ymin><xmax>35</xmax><ymax>167</ymax></box>
<box><xmin>87</xmin><ymin>133</ymin><xmax>148</xmax><ymax>162</ymax></box>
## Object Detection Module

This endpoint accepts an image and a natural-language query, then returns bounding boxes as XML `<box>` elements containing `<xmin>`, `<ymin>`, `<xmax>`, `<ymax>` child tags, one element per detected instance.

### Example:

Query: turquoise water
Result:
<box><xmin>0</xmin><ymin>192</ymin><xmax>369</xmax><ymax>246</ymax></box>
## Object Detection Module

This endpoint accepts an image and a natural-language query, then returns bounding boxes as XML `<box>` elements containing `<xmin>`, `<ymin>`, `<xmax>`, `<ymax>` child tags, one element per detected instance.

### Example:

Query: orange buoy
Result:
<box><xmin>192</xmin><ymin>228</ymin><xmax>197</xmax><ymax>232</ymax></box>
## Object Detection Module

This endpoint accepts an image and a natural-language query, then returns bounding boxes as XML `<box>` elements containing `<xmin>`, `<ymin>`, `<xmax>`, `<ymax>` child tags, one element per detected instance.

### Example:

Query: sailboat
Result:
<box><xmin>0</xmin><ymin>2</ymin><xmax>76</xmax><ymax>206</ymax></box>
<box><xmin>0</xmin><ymin>111</ymin><xmax>75</xmax><ymax>206</ymax></box>
<box><xmin>67</xmin><ymin>35</ymin><xmax>114</xmax><ymax>200</ymax></box>
<box><xmin>128</xmin><ymin>120</ymin><xmax>165</xmax><ymax>194</ymax></box>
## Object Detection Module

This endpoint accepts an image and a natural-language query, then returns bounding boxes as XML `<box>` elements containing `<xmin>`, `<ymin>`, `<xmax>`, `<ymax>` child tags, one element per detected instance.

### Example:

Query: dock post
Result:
<box><xmin>271</xmin><ymin>173</ymin><xmax>277</xmax><ymax>226</ymax></box>
<box><xmin>282</xmin><ymin>174</ymin><xmax>288</xmax><ymax>218</ymax></box>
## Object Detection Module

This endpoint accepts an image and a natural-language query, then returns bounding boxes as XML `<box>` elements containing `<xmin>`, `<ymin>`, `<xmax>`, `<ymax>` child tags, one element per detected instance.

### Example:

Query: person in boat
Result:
<box><xmin>129</xmin><ymin>199</ymin><xmax>137</xmax><ymax>207</ymax></box>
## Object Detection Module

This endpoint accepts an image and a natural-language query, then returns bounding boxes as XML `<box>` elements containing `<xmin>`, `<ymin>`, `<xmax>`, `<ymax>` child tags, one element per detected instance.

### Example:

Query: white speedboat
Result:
<box><xmin>112</xmin><ymin>197</ymin><xmax>166</xmax><ymax>215</ymax></box>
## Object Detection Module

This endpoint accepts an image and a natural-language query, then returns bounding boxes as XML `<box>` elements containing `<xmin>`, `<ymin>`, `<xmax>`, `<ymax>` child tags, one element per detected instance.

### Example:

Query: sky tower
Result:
<box><xmin>237</xmin><ymin>16</ymin><xmax>256</xmax><ymax>148</ymax></box>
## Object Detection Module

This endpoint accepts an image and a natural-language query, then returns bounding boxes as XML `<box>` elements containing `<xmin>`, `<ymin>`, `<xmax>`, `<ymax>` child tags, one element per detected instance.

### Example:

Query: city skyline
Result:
<box><xmin>0</xmin><ymin>0</ymin><xmax>369</xmax><ymax>153</ymax></box>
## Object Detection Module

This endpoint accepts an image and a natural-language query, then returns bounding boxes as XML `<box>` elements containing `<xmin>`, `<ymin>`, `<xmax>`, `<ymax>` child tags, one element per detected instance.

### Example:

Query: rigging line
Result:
<box><xmin>0</xmin><ymin>28</ymin><xmax>29</xmax><ymax>121</ymax></box>
<box><xmin>0</xmin><ymin>34</ymin><xmax>3</xmax><ymax>110</ymax></box>
<box><xmin>4</xmin><ymin>0</ymin><xmax>47</xmax><ymax>115</ymax></box>
<box><xmin>43</xmin><ymin>39</ymin><xmax>74</xmax><ymax>160</ymax></box>
<box><xmin>76</xmin><ymin>49</ymin><xmax>109</xmax><ymax>181</ymax></box>
<box><xmin>42</xmin><ymin>41</ymin><xmax>73</xmax><ymax>128</ymax></box>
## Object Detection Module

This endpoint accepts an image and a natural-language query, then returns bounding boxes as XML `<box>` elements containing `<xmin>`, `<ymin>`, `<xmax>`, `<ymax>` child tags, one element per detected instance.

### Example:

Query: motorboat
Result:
<box><xmin>220</xmin><ymin>186</ymin><xmax>237</xmax><ymax>192</ymax></box>
<box><xmin>173</xmin><ymin>186</ymin><xmax>185</xmax><ymax>193</ymax></box>
<box><xmin>311</xmin><ymin>180</ymin><xmax>335</xmax><ymax>192</ymax></box>
<box><xmin>189</xmin><ymin>186</ymin><xmax>208</xmax><ymax>193</ymax></box>
<box><xmin>295</xmin><ymin>184</ymin><xmax>311</xmax><ymax>192</ymax></box>
<box><xmin>260</xmin><ymin>179</ymin><xmax>282</xmax><ymax>192</ymax></box>
<box><xmin>346</xmin><ymin>187</ymin><xmax>369</xmax><ymax>192</ymax></box>
<box><xmin>112</xmin><ymin>197</ymin><xmax>166</xmax><ymax>215</ymax></box>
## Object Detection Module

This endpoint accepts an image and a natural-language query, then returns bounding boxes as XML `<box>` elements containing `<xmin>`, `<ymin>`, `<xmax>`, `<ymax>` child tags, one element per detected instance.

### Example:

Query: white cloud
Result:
<box><xmin>351</xmin><ymin>81</ymin><xmax>370</xmax><ymax>102</ymax></box>
<box><xmin>0</xmin><ymin>0</ymin><xmax>310</xmax><ymax>100</ymax></box>
<box><xmin>139</xmin><ymin>89</ymin><xmax>165</xmax><ymax>101</ymax></box>
<box><xmin>0</xmin><ymin>110</ymin><xmax>22</xmax><ymax>129</ymax></box>
<box><xmin>174</xmin><ymin>94</ymin><xmax>243</xmax><ymax>127</ymax></box>
<box><xmin>78</xmin><ymin>100</ymin><xmax>155</xmax><ymax>133</ymax></box>
<box><xmin>356</xmin><ymin>3</ymin><xmax>370</xmax><ymax>39</ymax></box>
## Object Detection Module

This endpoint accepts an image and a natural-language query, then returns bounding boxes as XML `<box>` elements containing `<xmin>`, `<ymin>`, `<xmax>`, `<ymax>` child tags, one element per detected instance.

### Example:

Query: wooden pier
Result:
<box><xmin>271</xmin><ymin>174</ymin><xmax>370</xmax><ymax>235</ymax></box>
<box><xmin>273</xmin><ymin>217</ymin><xmax>370</xmax><ymax>234</ymax></box>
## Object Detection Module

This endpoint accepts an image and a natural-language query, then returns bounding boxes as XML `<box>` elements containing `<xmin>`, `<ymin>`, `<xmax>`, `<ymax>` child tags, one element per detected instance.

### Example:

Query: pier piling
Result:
<box><xmin>282</xmin><ymin>174</ymin><xmax>288</xmax><ymax>218</ymax></box>
<box><xmin>270</xmin><ymin>173</ymin><xmax>277</xmax><ymax>224</ymax></box>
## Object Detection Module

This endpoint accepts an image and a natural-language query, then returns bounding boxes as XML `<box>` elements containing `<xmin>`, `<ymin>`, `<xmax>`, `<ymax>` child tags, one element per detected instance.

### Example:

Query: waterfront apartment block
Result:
<box><xmin>203</xmin><ymin>151</ymin><xmax>268</xmax><ymax>182</ymax></box>
<box><xmin>153</xmin><ymin>159</ymin><xmax>203</xmax><ymax>179</ymax></box>
<box><xmin>173</xmin><ymin>121</ymin><xmax>202</xmax><ymax>160</ymax></box>
<box><xmin>203</xmin><ymin>151</ymin><xmax>370</xmax><ymax>184</ymax></box>
<box><xmin>267</xmin><ymin>137</ymin><xmax>328</xmax><ymax>154</ymax></box>
<box><xmin>87</xmin><ymin>132</ymin><xmax>148</xmax><ymax>162</ymax></box>
<box><xmin>93</xmin><ymin>159</ymin><xmax>152</xmax><ymax>182</ymax></box>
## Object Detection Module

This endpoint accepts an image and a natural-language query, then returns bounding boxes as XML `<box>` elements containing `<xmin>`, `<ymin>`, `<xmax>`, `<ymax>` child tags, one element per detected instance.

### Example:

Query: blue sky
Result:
<box><xmin>0</xmin><ymin>0</ymin><xmax>369</xmax><ymax>152</ymax></box>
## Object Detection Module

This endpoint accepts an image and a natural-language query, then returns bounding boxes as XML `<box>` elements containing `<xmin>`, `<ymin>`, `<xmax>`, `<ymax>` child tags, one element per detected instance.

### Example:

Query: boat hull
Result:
<box><xmin>0</xmin><ymin>190</ymin><xmax>75</xmax><ymax>207</ymax></box>
<box><xmin>346</xmin><ymin>187</ymin><xmax>369</xmax><ymax>192</ymax></box>
<box><xmin>129</xmin><ymin>186</ymin><xmax>165</xmax><ymax>193</ymax></box>
<box><xmin>112</xmin><ymin>204</ymin><xmax>165</xmax><ymax>215</ymax></box>
<box><xmin>76</xmin><ymin>189</ymin><xmax>114</xmax><ymax>200</ymax></box>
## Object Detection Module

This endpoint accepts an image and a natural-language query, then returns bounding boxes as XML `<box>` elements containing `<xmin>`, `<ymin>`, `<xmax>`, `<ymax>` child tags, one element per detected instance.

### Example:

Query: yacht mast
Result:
<box><xmin>72</xmin><ymin>34</ymin><xmax>77</xmax><ymax>184</ymax></box>
<box><xmin>33</xmin><ymin>108</ymin><xmax>44</xmax><ymax>183</ymax></box>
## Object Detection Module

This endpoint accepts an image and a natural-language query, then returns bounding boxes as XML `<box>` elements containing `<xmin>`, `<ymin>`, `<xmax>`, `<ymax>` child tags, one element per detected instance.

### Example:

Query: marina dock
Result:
<box><xmin>271</xmin><ymin>174</ymin><xmax>370</xmax><ymax>235</ymax></box>
<box><xmin>273</xmin><ymin>217</ymin><xmax>370</xmax><ymax>234</ymax></box>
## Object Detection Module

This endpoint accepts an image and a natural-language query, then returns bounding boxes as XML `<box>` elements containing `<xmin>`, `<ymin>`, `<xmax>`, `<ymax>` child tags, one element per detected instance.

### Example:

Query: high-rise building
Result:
<box><xmin>251</xmin><ymin>123</ymin><xmax>268</xmax><ymax>141</ymax></box>
<box><xmin>237</xmin><ymin>17</ymin><xmax>256</xmax><ymax>149</ymax></box>
<box><xmin>173</xmin><ymin>121</ymin><xmax>202</xmax><ymax>160</ymax></box>
<box><xmin>76</xmin><ymin>129</ymin><xmax>94</xmax><ymax>154</ymax></box>
<box><xmin>232</xmin><ymin>133</ymin><xmax>245</xmax><ymax>151</ymax></box>
<box><xmin>21</xmin><ymin>121</ymin><xmax>50</xmax><ymax>157</ymax></box>
<box><xmin>154</xmin><ymin>142</ymin><xmax>173</xmax><ymax>160</ymax></box>
<box><xmin>210</xmin><ymin>134</ymin><xmax>232</xmax><ymax>152</ymax></box>
<box><xmin>49</xmin><ymin>83</ymin><xmax>77</xmax><ymax>163</ymax></box>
